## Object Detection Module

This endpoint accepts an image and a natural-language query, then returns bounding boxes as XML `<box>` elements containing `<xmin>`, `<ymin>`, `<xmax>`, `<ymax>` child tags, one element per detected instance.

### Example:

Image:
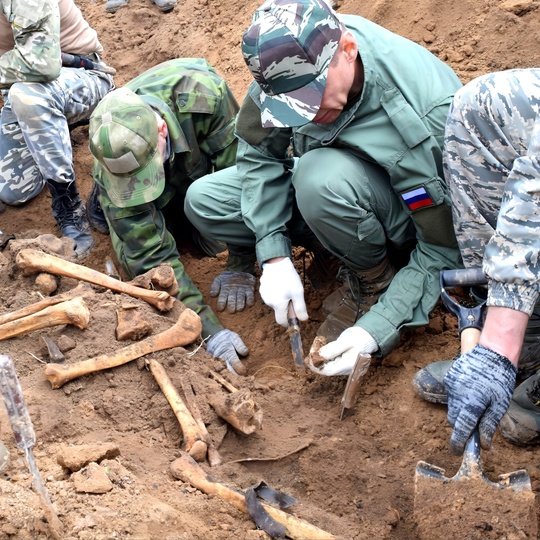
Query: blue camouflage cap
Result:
<box><xmin>242</xmin><ymin>0</ymin><xmax>342</xmax><ymax>128</ymax></box>
<box><xmin>89</xmin><ymin>87</ymin><xmax>165</xmax><ymax>208</ymax></box>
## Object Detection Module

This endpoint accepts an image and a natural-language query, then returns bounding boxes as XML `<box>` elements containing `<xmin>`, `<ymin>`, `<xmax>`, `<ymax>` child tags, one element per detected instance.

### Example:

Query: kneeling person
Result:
<box><xmin>88</xmin><ymin>58</ymin><xmax>249</xmax><ymax>374</ymax></box>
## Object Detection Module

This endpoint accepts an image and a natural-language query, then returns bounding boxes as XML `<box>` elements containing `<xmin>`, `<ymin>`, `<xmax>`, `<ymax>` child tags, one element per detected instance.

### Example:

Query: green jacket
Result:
<box><xmin>93</xmin><ymin>58</ymin><xmax>239</xmax><ymax>339</ymax></box>
<box><xmin>235</xmin><ymin>16</ymin><xmax>464</xmax><ymax>355</ymax></box>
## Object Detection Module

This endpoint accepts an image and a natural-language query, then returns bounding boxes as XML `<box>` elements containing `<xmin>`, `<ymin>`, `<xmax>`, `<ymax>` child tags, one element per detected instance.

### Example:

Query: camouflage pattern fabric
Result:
<box><xmin>92</xmin><ymin>58</ymin><xmax>239</xmax><ymax>339</ymax></box>
<box><xmin>242</xmin><ymin>0</ymin><xmax>342</xmax><ymax>128</ymax></box>
<box><xmin>0</xmin><ymin>67</ymin><xmax>113</xmax><ymax>204</ymax></box>
<box><xmin>444</xmin><ymin>69</ymin><xmax>540</xmax><ymax>316</ymax></box>
<box><xmin>0</xmin><ymin>0</ymin><xmax>61</xmax><ymax>88</ymax></box>
<box><xmin>0</xmin><ymin>0</ymin><xmax>113</xmax><ymax>204</ymax></box>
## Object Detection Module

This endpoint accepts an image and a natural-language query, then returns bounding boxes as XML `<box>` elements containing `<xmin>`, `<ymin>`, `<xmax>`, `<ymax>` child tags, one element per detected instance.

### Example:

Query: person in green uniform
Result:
<box><xmin>88</xmin><ymin>58</ymin><xmax>249</xmax><ymax>375</ymax></box>
<box><xmin>184</xmin><ymin>0</ymin><xmax>463</xmax><ymax>377</ymax></box>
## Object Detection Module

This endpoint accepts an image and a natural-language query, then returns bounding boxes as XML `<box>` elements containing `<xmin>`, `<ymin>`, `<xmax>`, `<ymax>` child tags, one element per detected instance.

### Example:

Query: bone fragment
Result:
<box><xmin>115</xmin><ymin>306</ymin><xmax>153</xmax><ymax>341</ymax></box>
<box><xmin>16</xmin><ymin>249</ymin><xmax>175</xmax><ymax>312</ymax></box>
<box><xmin>180</xmin><ymin>375</ymin><xmax>222</xmax><ymax>467</ymax></box>
<box><xmin>208</xmin><ymin>388</ymin><xmax>263</xmax><ymax>435</ymax></box>
<box><xmin>171</xmin><ymin>453</ymin><xmax>338</xmax><ymax>540</ymax></box>
<box><xmin>0</xmin><ymin>283</ymin><xmax>92</xmax><ymax>326</ymax></box>
<box><xmin>148</xmin><ymin>360</ymin><xmax>207</xmax><ymax>462</ymax></box>
<box><xmin>0</xmin><ymin>297</ymin><xmax>90</xmax><ymax>341</ymax></box>
<box><xmin>44</xmin><ymin>308</ymin><xmax>202</xmax><ymax>389</ymax></box>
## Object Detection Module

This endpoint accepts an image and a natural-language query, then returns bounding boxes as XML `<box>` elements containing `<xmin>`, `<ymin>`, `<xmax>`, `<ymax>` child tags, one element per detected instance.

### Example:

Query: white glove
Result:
<box><xmin>259</xmin><ymin>258</ymin><xmax>308</xmax><ymax>327</ymax></box>
<box><xmin>313</xmin><ymin>326</ymin><xmax>378</xmax><ymax>376</ymax></box>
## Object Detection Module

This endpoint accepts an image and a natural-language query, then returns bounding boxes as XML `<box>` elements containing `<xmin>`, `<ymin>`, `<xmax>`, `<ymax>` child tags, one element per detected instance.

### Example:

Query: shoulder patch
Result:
<box><xmin>401</xmin><ymin>187</ymin><xmax>435</xmax><ymax>211</ymax></box>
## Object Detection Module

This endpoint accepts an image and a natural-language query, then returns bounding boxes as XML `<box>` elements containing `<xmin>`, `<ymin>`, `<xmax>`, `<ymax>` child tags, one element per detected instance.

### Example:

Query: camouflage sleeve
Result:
<box><xmin>445</xmin><ymin>71</ymin><xmax>540</xmax><ymax>316</ymax></box>
<box><xmin>0</xmin><ymin>0</ymin><xmax>62</xmax><ymax>88</ymax></box>
<box><xmin>95</xmin><ymin>172</ymin><xmax>223</xmax><ymax>339</ymax></box>
<box><xmin>197</xmin><ymin>79</ymin><xmax>240</xmax><ymax>172</ymax></box>
<box><xmin>235</xmin><ymin>91</ymin><xmax>297</xmax><ymax>264</ymax></box>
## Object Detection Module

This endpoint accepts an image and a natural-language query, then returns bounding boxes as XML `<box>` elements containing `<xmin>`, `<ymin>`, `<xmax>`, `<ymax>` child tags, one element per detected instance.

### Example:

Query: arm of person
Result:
<box><xmin>198</xmin><ymin>78</ymin><xmax>240</xmax><ymax>172</ymax></box>
<box><xmin>95</xmin><ymin>174</ymin><xmax>223</xmax><ymax>340</ymax></box>
<box><xmin>356</xmin><ymin>100</ymin><xmax>463</xmax><ymax>356</ymax></box>
<box><xmin>0</xmin><ymin>0</ymin><xmax>62</xmax><ymax>88</ymax></box>
<box><xmin>235</xmin><ymin>90</ymin><xmax>296</xmax><ymax>264</ymax></box>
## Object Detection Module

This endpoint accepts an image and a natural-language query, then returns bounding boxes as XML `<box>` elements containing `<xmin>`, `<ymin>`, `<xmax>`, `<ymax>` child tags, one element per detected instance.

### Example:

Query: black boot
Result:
<box><xmin>86</xmin><ymin>182</ymin><xmax>110</xmax><ymax>235</ymax></box>
<box><xmin>47</xmin><ymin>179</ymin><xmax>94</xmax><ymax>258</ymax></box>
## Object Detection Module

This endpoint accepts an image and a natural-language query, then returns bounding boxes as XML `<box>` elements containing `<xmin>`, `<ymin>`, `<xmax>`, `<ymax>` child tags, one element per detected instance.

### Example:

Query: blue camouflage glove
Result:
<box><xmin>207</xmin><ymin>329</ymin><xmax>249</xmax><ymax>376</ymax></box>
<box><xmin>210</xmin><ymin>271</ymin><xmax>256</xmax><ymax>313</ymax></box>
<box><xmin>443</xmin><ymin>344</ymin><xmax>517</xmax><ymax>454</ymax></box>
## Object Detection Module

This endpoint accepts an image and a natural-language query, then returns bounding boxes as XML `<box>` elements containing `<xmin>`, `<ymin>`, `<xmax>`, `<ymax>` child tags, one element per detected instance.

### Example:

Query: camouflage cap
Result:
<box><xmin>89</xmin><ymin>87</ymin><xmax>165</xmax><ymax>208</ymax></box>
<box><xmin>242</xmin><ymin>0</ymin><xmax>342</xmax><ymax>128</ymax></box>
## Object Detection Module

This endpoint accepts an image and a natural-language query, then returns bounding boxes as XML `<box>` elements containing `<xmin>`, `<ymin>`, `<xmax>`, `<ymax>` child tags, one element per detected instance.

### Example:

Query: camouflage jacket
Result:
<box><xmin>235</xmin><ymin>16</ymin><xmax>464</xmax><ymax>355</ymax></box>
<box><xmin>0</xmin><ymin>0</ymin><xmax>102</xmax><ymax>89</ymax></box>
<box><xmin>93</xmin><ymin>58</ymin><xmax>239</xmax><ymax>339</ymax></box>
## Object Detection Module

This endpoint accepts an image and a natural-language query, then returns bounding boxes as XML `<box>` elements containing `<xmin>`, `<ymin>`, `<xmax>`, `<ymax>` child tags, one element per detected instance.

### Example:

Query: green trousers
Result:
<box><xmin>185</xmin><ymin>147</ymin><xmax>417</xmax><ymax>272</ymax></box>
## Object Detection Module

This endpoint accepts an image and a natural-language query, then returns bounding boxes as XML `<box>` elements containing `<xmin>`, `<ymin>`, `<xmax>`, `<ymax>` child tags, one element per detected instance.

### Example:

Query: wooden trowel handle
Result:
<box><xmin>460</xmin><ymin>326</ymin><xmax>481</xmax><ymax>354</ymax></box>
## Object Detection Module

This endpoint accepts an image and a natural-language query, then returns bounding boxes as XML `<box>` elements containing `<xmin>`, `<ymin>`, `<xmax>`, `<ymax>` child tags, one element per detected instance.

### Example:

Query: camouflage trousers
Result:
<box><xmin>444</xmin><ymin>69</ymin><xmax>540</xmax><ymax>315</ymax></box>
<box><xmin>0</xmin><ymin>66</ymin><xmax>113</xmax><ymax>205</ymax></box>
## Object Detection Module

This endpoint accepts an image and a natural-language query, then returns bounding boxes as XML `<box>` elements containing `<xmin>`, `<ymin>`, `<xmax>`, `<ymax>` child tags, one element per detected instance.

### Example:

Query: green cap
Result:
<box><xmin>89</xmin><ymin>87</ymin><xmax>165</xmax><ymax>208</ymax></box>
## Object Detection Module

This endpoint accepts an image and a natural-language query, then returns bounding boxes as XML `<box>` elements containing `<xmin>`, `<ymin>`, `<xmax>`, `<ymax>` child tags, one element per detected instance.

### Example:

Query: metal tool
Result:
<box><xmin>287</xmin><ymin>302</ymin><xmax>305</xmax><ymax>371</ymax></box>
<box><xmin>61</xmin><ymin>52</ymin><xmax>116</xmax><ymax>75</ymax></box>
<box><xmin>414</xmin><ymin>268</ymin><xmax>534</xmax><ymax>536</ymax></box>
<box><xmin>0</xmin><ymin>355</ymin><xmax>64</xmax><ymax>539</ymax></box>
<box><xmin>105</xmin><ymin>256</ymin><xmax>121</xmax><ymax>280</ymax></box>
<box><xmin>340</xmin><ymin>353</ymin><xmax>371</xmax><ymax>420</ymax></box>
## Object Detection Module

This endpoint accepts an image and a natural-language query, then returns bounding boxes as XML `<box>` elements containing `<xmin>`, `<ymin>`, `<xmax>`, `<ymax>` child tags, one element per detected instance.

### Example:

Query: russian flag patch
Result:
<box><xmin>401</xmin><ymin>187</ymin><xmax>435</xmax><ymax>211</ymax></box>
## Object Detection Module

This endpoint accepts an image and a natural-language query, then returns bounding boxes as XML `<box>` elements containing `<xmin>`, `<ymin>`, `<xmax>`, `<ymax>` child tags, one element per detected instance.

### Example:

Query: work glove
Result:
<box><xmin>311</xmin><ymin>326</ymin><xmax>378</xmax><ymax>376</ymax></box>
<box><xmin>259</xmin><ymin>258</ymin><xmax>308</xmax><ymax>327</ymax></box>
<box><xmin>444</xmin><ymin>344</ymin><xmax>517</xmax><ymax>454</ymax></box>
<box><xmin>207</xmin><ymin>329</ymin><xmax>249</xmax><ymax>376</ymax></box>
<box><xmin>210</xmin><ymin>271</ymin><xmax>256</xmax><ymax>313</ymax></box>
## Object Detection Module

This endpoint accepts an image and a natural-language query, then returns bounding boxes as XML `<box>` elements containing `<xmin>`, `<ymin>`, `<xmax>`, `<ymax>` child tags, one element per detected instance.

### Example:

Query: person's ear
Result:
<box><xmin>154</xmin><ymin>111</ymin><xmax>169</xmax><ymax>138</ymax></box>
<box><xmin>341</xmin><ymin>31</ymin><xmax>358</xmax><ymax>63</ymax></box>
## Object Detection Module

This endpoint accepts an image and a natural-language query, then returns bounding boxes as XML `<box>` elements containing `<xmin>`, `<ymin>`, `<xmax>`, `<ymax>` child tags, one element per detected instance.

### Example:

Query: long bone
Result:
<box><xmin>0</xmin><ymin>297</ymin><xmax>90</xmax><ymax>341</ymax></box>
<box><xmin>16</xmin><ymin>249</ymin><xmax>175</xmax><ymax>312</ymax></box>
<box><xmin>44</xmin><ymin>308</ymin><xmax>202</xmax><ymax>389</ymax></box>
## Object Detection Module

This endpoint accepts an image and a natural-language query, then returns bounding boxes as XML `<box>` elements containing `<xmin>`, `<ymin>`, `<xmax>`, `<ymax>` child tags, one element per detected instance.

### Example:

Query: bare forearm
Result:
<box><xmin>479</xmin><ymin>306</ymin><xmax>529</xmax><ymax>366</ymax></box>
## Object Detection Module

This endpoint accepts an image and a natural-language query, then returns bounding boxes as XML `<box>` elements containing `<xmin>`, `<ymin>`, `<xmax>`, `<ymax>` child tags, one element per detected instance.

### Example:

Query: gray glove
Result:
<box><xmin>210</xmin><ymin>271</ymin><xmax>256</xmax><ymax>313</ymax></box>
<box><xmin>443</xmin><ymin>344</ymin><xmax>517</xmax><ymax>454</ymax></box>
<box><xmin>206</xmin><ymin>329</ymin><xmax>249</xmax><ymax>376</ymax></box>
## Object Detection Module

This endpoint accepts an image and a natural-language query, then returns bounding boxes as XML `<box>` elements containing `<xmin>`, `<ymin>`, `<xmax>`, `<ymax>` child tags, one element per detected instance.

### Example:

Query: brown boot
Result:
<box><xmin>317</xmin><ymin>258</ymin><xmax>395</xmax><ymax>341</ymax></box>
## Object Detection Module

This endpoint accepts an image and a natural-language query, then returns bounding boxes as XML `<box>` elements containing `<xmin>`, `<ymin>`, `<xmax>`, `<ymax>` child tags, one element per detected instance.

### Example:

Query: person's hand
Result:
<box><xmin>206</xmin><ymin>329</ymin><xmax>249</xmax><ymax>376</ymax></box>
<box><xmin>310</xmin><ymin>326</ymin><xmax>378</xmax><ymax>376</ymax></box>
<box><xmin>259</xmin><ymin>258</ymin><xmax>307</xmax><ymax>327</ymax></box>
<box><xmin>443</xmin><ymin>344</ymin><xmax>517</xmax><ymax>454</ymax></box>
<box><xmin>210</xmin><ymin>271</ymin><xmax>256</xmax><ymax>313</ymax></box>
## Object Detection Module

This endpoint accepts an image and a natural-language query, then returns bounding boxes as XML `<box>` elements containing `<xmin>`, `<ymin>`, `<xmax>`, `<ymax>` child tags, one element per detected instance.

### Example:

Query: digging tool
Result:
<box><xmin>287</xmin><ymin>302</ymin><xmax>305</xmax><ymax>371</ymax></box>
<box><xmin>44</xmin><ymin>307</ymin><xmax>202</xmax><ymax>389</ymax></box>
<box><xmin>0</xmin><ymin>355</ymin><xmax>64</xmax><ymax>540</ymax></box>
<box><xmin>16</xmin><ymin>249</ymin><xmax>175</xmax><ymax>312</ymax></box>
<box><xmin>414</xmin><ymin>268</ymin><xmax>536</xmax><ymax>540</ymax></box>
<box><xmin>340</xmin><ymin>353</ymin><xmax>371</xmax><ymax>420</ymax></box>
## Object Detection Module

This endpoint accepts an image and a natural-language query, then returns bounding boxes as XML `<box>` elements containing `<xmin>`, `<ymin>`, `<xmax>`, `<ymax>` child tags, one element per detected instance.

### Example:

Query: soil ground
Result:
<box><xmin>1</xmin><ymin>0</ymin><xmax>540</xmax><ymax>538</ymax></box>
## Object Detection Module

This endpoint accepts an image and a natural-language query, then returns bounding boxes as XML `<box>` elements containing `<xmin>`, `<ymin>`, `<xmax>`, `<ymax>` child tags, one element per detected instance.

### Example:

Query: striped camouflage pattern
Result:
<box><xmin>444</xmin><ymin>69</ymin><xmax>540</xmax><ymax>315</ymax></box>
<box><xmin>0</xmin><ymin>0</ymin><xmax>61</xmax><ymax>88</ymax></box>
<box><xmin>92</xmin><ymin>58</ymin><xmax>239</xmax><ymax>339</ymax></box>
<box><xmin>242</xmin><ymin>0</ymin><xmax>342</xmax><ymax>127</ymax></box>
